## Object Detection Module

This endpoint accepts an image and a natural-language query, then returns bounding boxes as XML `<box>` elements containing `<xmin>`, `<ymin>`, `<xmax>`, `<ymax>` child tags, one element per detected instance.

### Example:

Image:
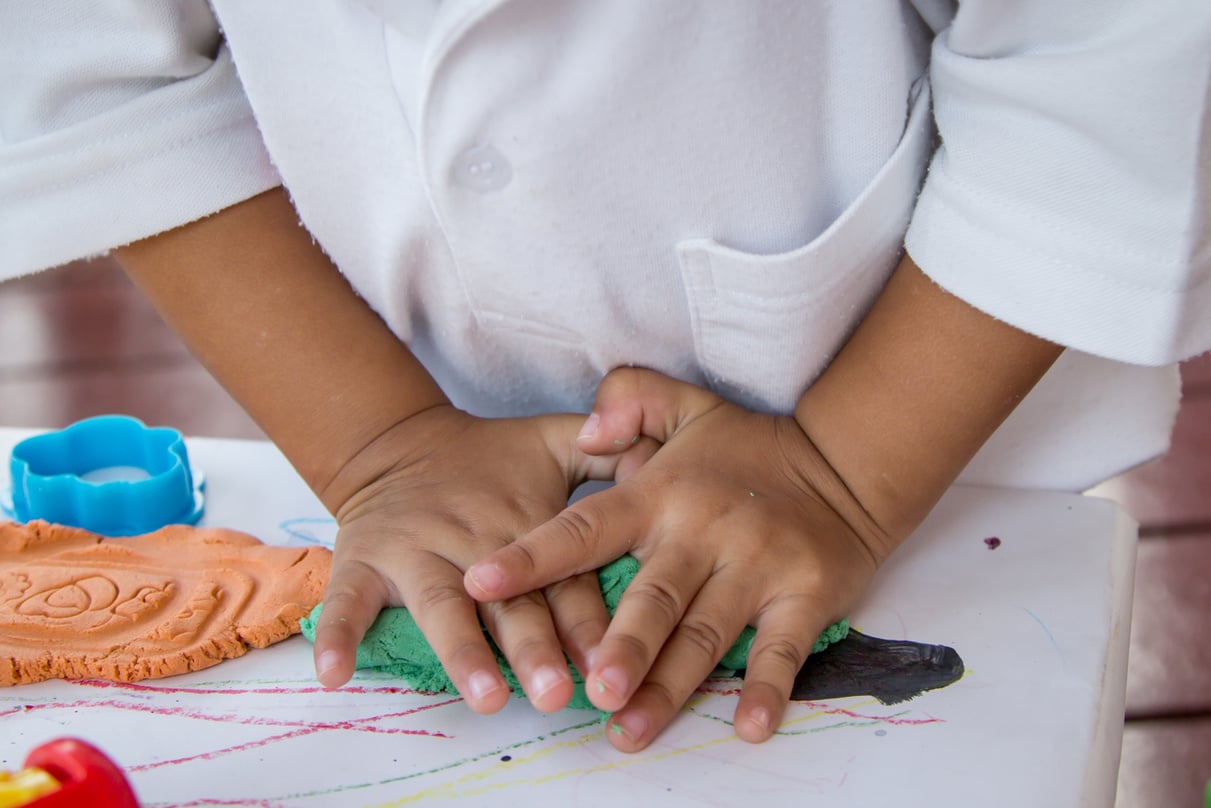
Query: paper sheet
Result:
<box><xmin>0</xmin><ymin>429</ymin><xmax>1135</xmax><ymax>807</ymax></box>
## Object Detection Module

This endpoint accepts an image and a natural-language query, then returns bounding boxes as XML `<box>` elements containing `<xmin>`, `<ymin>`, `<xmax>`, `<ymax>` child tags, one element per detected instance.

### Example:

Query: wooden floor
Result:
<box><xmin>2</xmin><ymin>257</ymin><xmax>1208</xmax><ymax>806</ymax></box>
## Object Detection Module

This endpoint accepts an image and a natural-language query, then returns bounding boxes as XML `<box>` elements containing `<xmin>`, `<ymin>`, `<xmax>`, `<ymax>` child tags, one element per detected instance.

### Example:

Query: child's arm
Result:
<box><xmin>465</xmin><ymin>252</ymin><xmax>1062</xmax><ymax>750</ymax></box>
<box><xmin>115</xmin><ymin>187</ymin><xmax>650</xmax><ymax>712</ymax></box>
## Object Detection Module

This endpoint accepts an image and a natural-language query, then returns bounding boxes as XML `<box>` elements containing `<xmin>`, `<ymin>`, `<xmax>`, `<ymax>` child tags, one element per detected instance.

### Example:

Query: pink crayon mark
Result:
<box><xmin>984</xmin><ymin>536</ymin><xmax>1002</xmax><ymax>550</ymax></box>
<box><xmin>72</xmin><ymin>678</ymin><xmax>419</xmax><ymax>697</ymax></box>
<box><xmin>128</xmin><ymin>700</ymin><xmax>461</xmax><ymax>773</ymax></box>
<box><xmin>800</xmin><ymin>702</ymin><xmax>943</xmax><ymax>727</ymax></box>
<box><xmin>7</xmin><ymin>697</ymin><xmax>455</xmax><ymax>737</ymax></box>
<box><xmin>7</xmin><ymin>680</ymin><xmax>465</xmax><ymax>777</ymax></box>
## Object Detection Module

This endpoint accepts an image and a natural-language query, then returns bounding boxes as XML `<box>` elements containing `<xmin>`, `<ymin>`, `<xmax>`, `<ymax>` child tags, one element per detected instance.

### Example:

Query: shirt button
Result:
<box><xmin>452</xmin><ymin>144</ymin><xmax>512</xmax><ymax>192</ymax></box>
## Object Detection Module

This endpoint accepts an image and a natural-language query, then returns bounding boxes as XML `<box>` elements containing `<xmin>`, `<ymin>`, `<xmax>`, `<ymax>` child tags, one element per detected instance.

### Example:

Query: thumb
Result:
<box><xmin>576</xmin><ymin>367</ymin><xmax>723</xmax><ymax>455</ymax></box>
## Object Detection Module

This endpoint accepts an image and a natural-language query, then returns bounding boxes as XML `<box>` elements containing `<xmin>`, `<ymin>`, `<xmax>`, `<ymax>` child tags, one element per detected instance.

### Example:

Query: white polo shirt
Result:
<box><xmin>2</xmin><ymin>0</ymin><xmax>1208</xmax><ymax>490</ymax></box>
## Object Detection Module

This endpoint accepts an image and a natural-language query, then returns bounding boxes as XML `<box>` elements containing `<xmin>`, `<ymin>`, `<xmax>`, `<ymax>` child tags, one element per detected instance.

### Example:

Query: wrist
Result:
<box><xmin>794</xmin><ymin>253</ymin><xmax>1061</xmax><ymax>543</ymax></box>
<box><xmin>115</xmin><ymin>188</ymin><xmax>451</xmax><ymax>509</ymax></box>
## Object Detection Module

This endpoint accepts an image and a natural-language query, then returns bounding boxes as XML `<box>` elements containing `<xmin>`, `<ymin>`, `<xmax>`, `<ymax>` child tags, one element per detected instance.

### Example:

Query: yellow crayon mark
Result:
<box><xmin>370</xmin><ymin>696</ymin><xmax>910</xmax><ymax>806</ymax></box>
<box><xmin>374</xmin><ymin>723</ymin><xmax>744</xmax><ymax>805</ymax></box>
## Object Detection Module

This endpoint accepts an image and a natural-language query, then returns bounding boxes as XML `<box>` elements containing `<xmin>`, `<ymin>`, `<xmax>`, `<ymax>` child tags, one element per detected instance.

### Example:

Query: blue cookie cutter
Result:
<box><xmin>9</xmin><ymin>415</ymin><xmax>205</xmax><ymax>536</ymax></box>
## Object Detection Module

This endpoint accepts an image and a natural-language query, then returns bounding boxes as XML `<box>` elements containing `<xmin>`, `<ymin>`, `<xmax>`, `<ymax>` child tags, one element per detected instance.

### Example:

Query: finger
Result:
<box><xmin>733</xmin><ymin>596</ymin><xmax>827</xmax><ymax>743</ymax></box>
<box><xmin>464</xmin><ymin>485</ymin><xmax>645</xmax><ymax>601</ymax></box>
<box><xmin>601</xmin><ymin>571</ymin><xmax>752</xmax><ymax>752</ymax></box>
<box><xmin>478</xmin><ymin>589</ymin><xmax>575</xmax><ymax>713</ymax></box>
<box><xmin>576</xmin><ymin>367</ymin><xmax>722</xmax><ymax>455</ymax></box>
<box><xmin>400</xmin><ymin>555</ymin><xmax>512</xmax><ymax>714</ymax></box>
<box><xmin>583</xmin><ymin>548</ymin><xmax>715</xmax><ymax>714</ymax></box>
<box><xmin>541</xmin><ymin>413</ymin><xmax>660</xmax><ymax>484</ymax></box>
<box><xmin>313</xmin><ymin>556</ymin><xmax>392</xmax><ymax>689</ymax></box>
<box><xmin>543</xmin><ymin>571</ymin><xmax>611</xmax><ymax>676</ymax></box>
<box><xmin>575</xmin><ymin>434</ymin><xmax>662</xmax><ymax>484</ymax></box>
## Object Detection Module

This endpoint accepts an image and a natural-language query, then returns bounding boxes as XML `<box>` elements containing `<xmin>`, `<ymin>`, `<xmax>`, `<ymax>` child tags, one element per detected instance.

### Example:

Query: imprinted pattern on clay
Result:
<box><xmin>0</xmin><ymin>520</ymin><xmax>331</xmax><ymax>686</ymax></box>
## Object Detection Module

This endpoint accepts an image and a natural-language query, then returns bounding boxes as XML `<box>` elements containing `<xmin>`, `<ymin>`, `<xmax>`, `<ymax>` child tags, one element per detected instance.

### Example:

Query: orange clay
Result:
<box><xmin>0</xmin><ymin>520</ymin><xmax>331</xmax><ymax>686</ymax></box>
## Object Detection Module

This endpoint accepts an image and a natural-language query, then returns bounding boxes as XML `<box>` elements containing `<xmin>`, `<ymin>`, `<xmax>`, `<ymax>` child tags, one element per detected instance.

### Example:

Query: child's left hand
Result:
<box><xmin>464</xmin><ymin>367</ymin><xmax>896</xmax><ymax>751</ymax></box>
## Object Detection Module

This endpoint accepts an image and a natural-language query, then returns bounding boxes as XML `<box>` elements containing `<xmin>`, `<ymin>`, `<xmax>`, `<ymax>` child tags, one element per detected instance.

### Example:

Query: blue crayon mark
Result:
<box><xmin>279</xmin><ymin>516</ymin><xmax>338</xmax><ymax>548</ymax></box>
<box><xmin>1022</xmin><ymin>607</ymin><xmax>1065</xmax><ymax>669</ymax></box>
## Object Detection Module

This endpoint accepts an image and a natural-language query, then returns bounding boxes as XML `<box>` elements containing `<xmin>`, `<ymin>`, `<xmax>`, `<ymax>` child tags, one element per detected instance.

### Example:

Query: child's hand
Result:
<box><xmin>464</xmin><ymin>368</ymin><xmax>894</xmax><ymax>751</ymax></box>
<box><xmin>311</xmin><ymin>403</ymin><xmax>654</xmax><ymax>714</ymax></box>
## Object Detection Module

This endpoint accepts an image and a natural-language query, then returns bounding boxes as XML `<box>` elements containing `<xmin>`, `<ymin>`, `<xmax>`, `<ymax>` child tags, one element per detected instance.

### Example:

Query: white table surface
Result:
<box><xmin>0</xmin><ymin>427</ymin><xmax>1136</xmax><ymax>808</ymax></box>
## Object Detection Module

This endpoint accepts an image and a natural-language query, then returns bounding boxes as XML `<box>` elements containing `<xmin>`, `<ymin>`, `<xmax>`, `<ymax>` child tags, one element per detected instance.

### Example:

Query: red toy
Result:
<box><xmin>1</xmin><ymin>738</ymin><xmax>139</xmax><ymax>808</ymax></box>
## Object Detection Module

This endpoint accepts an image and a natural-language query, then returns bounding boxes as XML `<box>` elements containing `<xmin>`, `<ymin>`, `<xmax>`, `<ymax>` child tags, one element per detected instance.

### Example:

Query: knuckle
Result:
<box><xmin>557</xmin><ymin>613</ymin><xmax>607</xmax><ymax>645</ymax></box>
<box><xmin>544</xmin><ymin>576</ymin><xmax>605</xmax><ymax>627</ymax></box>
<box><xmin>444</xmin><ymin>636</ymin><xmax>488</xmax><ymax>668</ymax></box>
<box><xmin>413</xmin><ymin>577</ymin><xmax>472</xmax><ymax>613</ymax></box>
<box><xmin>609</xmin><ymin>630</ymin><xmax>656</xmax><ymax>663</ymax></box>
<box><xmin>499</xmin><ymin>538</ymin><xmax>542</xmax><ymax>575</ymax></box>
<box><xmin>513</xmin><ymin>634</ymin><xmax>561</xmax><ymax>665</ymax></box>
<box><xmin>516</xmin><ymin>589</ymin><xmax>549</xmax><ymax>611</ymax></box>
<box><xmin>753</xmin><ymin>633</ymin><xmax>809</xmax><ymax>678</ymax></box>
<box><xmin>640</xmin><ymin>678</ymin><xmax>682</xmax><ymax>715</ymax></box>
<box><xmin>625</xmin><ymin>579</ymin><xmax>685</xmax><ymax>626</ymax></box>
<box><xmin>488</xmin><ymin>591</ymin><xmax>547</xmax><ymax>622</ymax></box>
<box><xmin>327</xmin><ymin>557</ymin><xmax>396</xmax><ymax>601</ymax></box>
<box><xmin>542</xmin><ymin>574</ymin><xmax>587</xmax><ymax>602</ymax></box>
<box><xmin>322</xmin><ymin>588</ymin><xmax>362</xmax><ymax>610</ymax></box>
<box><xmin>676</xmin><ymin>617</ymin><xmax>729</xmax><ymax>663</ymax></box>
<box><xmin>548</xmin><ymin>508</ymin><xmax>601</xmax><ymax>556</ymax></box>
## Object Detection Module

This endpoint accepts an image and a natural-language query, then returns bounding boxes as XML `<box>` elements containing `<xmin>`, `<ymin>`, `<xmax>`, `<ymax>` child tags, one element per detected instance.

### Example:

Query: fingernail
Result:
<box><xmin>467</xmin><ymin>670</ymin><xmax>504</xmax><ymax>702</ymax></box>
<box><xmin>595</xmin><ymin>666</ymin><xmax>628</xmax><ymax>699</ymax></box>
<box><xmin>529</xmin><ymin>665</ymin><xmax>569</xmax><ymax>700</ymax></box>
<box><xmin>316</xmin><ymin>650</ymin><xmax>341</xmax><ymax>680</ymax></box>
<box><xmin>577</xmin><ymin>412</ymin><xmax>600</xmax><ymax>441</ymax></box>
<box><xmin>468</xmin><ymin>563</ymin><xmax>504</xmax><ymax>594</ymax></box>
<box><xmin>611</xmin><ymin>710</ymin><xmax>649</xmax><ymax>743</ymax></box>
<box><xmin>747</xmin><ymin>706</ymin><xmax>772</xmax><ymax>735</ymax></box>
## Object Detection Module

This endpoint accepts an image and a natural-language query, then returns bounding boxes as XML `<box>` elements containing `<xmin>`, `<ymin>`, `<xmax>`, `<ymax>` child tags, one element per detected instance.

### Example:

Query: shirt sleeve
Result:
<box><xmin>0</xmin><ymin>1</ymin><xmax>280</xmax><ymax>280</ymax></box>
<box><xmin>905</xmin><ymin>0</ymin><xmax>1211</xmax><ymax>365</ymax></box>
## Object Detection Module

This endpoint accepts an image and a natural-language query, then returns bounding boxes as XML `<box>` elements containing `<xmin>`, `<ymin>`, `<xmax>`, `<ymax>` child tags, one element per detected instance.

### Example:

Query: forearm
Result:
<box><xmin>795</xmin><ymin>253</ymin><xmax>1062</xmax><ymax>550</ymax></box>
<box><xmin>115</xmin><ymin>188</ymin><xmax>448</xmax><ymax>511</ymax></box>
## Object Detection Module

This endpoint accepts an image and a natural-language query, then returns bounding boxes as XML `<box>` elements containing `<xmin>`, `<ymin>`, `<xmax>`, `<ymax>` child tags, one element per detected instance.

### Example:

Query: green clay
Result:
<box><xmin>299</xmin><ymin>554</ymin><xmax>849</xmax><ymax>711</ymax></box>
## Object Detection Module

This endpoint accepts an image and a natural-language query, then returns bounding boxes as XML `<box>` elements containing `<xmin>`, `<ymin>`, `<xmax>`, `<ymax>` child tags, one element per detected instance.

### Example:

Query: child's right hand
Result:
<box><xmin>110</xmin><ymin>189</ymin><xmax>660</xmax><ymax>716</ymax></box>
<box><xmin>309</xmin><ymin>403</ymin><xmax>654</xmax><ymax>714</ymax></box>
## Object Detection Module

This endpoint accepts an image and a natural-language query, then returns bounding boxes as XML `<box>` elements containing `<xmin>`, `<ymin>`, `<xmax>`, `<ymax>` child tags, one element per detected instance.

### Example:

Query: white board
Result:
<box><xmin>0</xmin><ymin>428</ymin><xmax>1135</xmax><ymax>807</ymax></box>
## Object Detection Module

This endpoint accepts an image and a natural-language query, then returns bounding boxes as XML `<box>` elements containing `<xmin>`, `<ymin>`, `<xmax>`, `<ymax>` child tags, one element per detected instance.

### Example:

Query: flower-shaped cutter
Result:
<box><xmin>8</xmin><ymin>415</ymin><xmax>204</xmax><ymax>536</ymax></box>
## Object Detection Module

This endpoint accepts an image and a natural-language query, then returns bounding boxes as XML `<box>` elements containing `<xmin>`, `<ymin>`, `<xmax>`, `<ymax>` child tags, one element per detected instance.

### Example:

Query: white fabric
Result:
<box><xmin>0</xmin><ymin>2</ymin><xmax>280</xmax><ymax>274</ymax></box>
<box><xmin>905</xmin><ymin>1</ymin><xmax>1211</xmax><ymax>365</ymax></box>
<box><xmin>2</xmin><ymin>0</ymin><xmax>1208</xmax><ymax>491</ymax></box>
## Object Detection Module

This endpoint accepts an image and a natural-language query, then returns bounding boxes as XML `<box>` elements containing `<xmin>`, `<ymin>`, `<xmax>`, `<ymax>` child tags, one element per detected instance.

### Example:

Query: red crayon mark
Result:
<box><xmin>72</xmin><ymin>678</ymin><xmax>419</xmax><ymax>697</ymax></box>
<box><xmin>5</xmin><ymin>677</ymin><xmax>464</xmax><ymax>782</ymax></box>
<box><xmin>984</xmin><ymin>536</ymin><xmax>1002</xmax><ymax>550</ymax></box>
<box><xmin>127</xmin><ymin>702</ymin><xmax>456</xmax><ymax>774</ymax></box>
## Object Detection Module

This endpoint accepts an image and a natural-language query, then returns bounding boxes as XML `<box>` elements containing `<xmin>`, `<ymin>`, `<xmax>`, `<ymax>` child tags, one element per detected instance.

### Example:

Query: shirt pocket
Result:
<box><xmin>676</xmin><ymin>82</ymin><xmax>933</xmax><ymax>414</ymax></box>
